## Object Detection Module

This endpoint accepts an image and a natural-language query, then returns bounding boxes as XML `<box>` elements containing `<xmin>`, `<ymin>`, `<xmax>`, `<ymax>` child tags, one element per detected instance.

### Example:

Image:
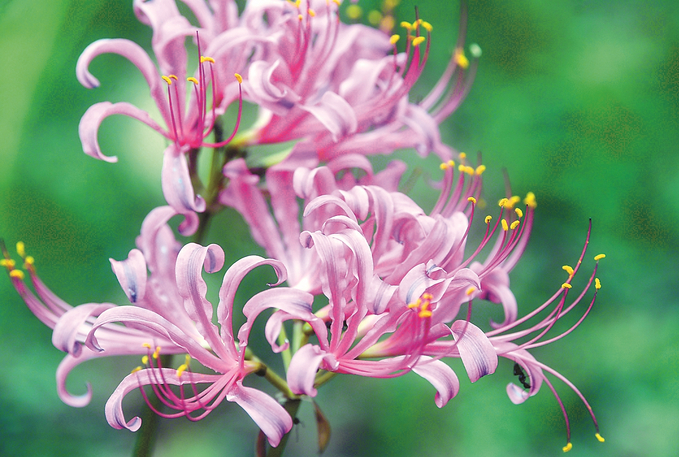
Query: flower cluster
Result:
<box><xmin>3</xmin><ymin>0</ymin><xmax>604</xmax><ymax>454</ymax></box>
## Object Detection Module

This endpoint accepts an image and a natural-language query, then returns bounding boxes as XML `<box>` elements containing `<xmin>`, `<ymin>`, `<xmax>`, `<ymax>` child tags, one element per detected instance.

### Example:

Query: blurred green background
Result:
<box><xmin>1</xmin><ymin>0</ymin><xmax>677</xmax><ymax>456</ymax></box>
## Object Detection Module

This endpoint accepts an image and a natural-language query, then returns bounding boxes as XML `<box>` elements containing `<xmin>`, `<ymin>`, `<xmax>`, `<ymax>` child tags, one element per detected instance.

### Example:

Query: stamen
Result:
<box><xmin>131</xmin><ymin>366</ymin><xmax>142</xmax><ymax>374</ymax></box>
<box><xmin>465</xmin><ymin>287</ymin><xmax>475</xmax><ymax>296</ymax></box>
<box><xmin>401</xmin><ymin>21</ymin><xmax>413</xmax><ymax>30</ymax></box>
<box><xmin>562</xmin><ymin>283</ymin><xmax>572</xmax><ymax>289</ymax></box>
<box><xmin>187</xmin><ymin>77</ymin><xmax>199</xmax><ymax>85</ymax></box>
<box><xmin>475</xmin><ymin>165</ymin><xmax>486</xmax><ymax>175</ymax></box>
<box><xmin>515</xmin><ymin>208</ymin><xmax>523</xmax><ymax>218</ymax></box>
<box><xmin>200</xmin><ymin>56</ymin><xmax>215</xmax><ymax>64</ymax></box>
<box><xmin>390</xmin><ymin>34</ymin><xmax>400</xmax><ymax>45</ymax></box>
<box><xmin>485</xmin><ymin>215</ymin><xmax>492</xmax><ymax>224</ymax></box>
<box><xmin>9</xmin><ymin>270</ymin><xmax>24</xmax><ymax>280</ymax></box>
<box><xmin>16</xmin><ymin>241</ymin><xmax>25</xmax><ymax>258</ymax></box>
<box><xmin>595</xmin><ymin>278</ymin><xmax>601</xmax><ymax>290</ymax></box>
<box><xmin>595</xmin><ymin>433</ymin><xmax>605</xmax><ymax>442</ymax></box>
<box><xmin>467</xmin><ymin>196</ymin><xmax>477</xmax><ymax>204</ymax></box>
<box><xmin>510</xmin><ymin>220</ymin><xmax>520</xmax><ymax>230</ymax></box>
<box><xmin>455</xmin><ymin>48</ymin><xmax>469</xmax><ymax>69</ymax></box>
<box><xmin>162</xmin><ymin>76</ymin><xmax>173</xmax><ymax>85</ymax></box>
<box><xmin>562</xmin><ymin>265</ymin><xmax>574</xmax><ymax>276</ymax></box>
<box><xmin>412</xmin><ymin>36</ymin><xmax>426</xmax><ymax>47</ymax></box>
<box><xmin>421</xmin><ymin>21</ymin><xmax>433</xmax><ymax>32</ymax></box>
<box><xmin>563</xmin><ymin>442</ymin><xmax>572</xmax><ymax>453</ymax></box>
<box><xmin>594</xmin><ymin>254</ymin><xmax>606</xmax><ymax>261</ymax></box>
<box><xmin>524</xmin><ymin>192</ymin><xmax>537</xmax><ymax>208</ymax></box>
<box><xmin>0</xmin><ymin>259</ymin><xmax>15</xmax><ymax>268</ymax></box>
<box><xmin>142</xmin><ymin>343</ymin><xmax>152</xmax><ymax>349</ymax></box>
<box><xmin>501</xmin><ymin>219</ymin><xmax>509</xmax><ymax>231</ymax></box>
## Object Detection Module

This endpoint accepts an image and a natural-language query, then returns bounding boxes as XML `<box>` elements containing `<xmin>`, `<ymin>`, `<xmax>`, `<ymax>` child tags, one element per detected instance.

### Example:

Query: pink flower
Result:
<box><xmin>1</xmin><ymin>207</ymin><xmax>322</xmax><ymax>447</ymax></box>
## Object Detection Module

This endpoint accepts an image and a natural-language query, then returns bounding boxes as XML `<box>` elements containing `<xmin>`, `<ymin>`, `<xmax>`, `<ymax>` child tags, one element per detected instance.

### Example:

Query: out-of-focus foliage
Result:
<box><xmin>1</xmin><ymin>0</ymin><xmax>677</xmax><ymax>456</ymax></box>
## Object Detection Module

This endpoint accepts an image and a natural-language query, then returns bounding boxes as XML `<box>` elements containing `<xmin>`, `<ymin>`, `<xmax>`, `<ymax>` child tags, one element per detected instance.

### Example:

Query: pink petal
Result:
<box><xmin>451</xmin><ymin>320</ymin><xmax>499</xmax><ymax>382</ymax></box>
<box><xmin>287</xmin><ymin>344</ymin><xmax>327</xmax><ymax>397</ymax></box>
<box><xmin>299</xmin><ymin>91</ymin><xmax>357</xmax><ymax>142</ymax></box>
<box><xmin>227</xmin><ymin>382</ymin><xmax>294</xmax><ymax>448</ymax></box>
<box><xmin>412</xmin><ymin>357</ymin><xmax>460</xmax><ymax>408</ymax></box>
<box><xmin>161</xmin><ymin>144</ymin><xmax>207</xmax><ymax>218</ymax></box>
<box><xmin>78</xmin><ymin>101</ymin><xmax>166</xmax><ymax>163</ymax></box>
<box><xmin>110</xmin><ymin>249</ymin><xmax>147</xmax><ymax>304</ymax></box>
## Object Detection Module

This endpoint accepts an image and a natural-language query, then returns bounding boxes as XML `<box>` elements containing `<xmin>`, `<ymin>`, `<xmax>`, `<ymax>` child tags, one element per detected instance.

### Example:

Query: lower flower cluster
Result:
<box><xmin>2</xmin><ymin>154</ymin><xmax>604</xmax><ymax>452</ymax></box>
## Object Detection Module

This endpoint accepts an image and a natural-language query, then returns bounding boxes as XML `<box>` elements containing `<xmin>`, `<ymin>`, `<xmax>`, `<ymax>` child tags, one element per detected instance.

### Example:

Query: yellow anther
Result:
<box><xmin>562</xmin><ymin>283</ymin><xmax>572</xmax><ymax>289</ymax></box>
<box><xmin>447</xmin><ymin>160</ymin><xmax>455</xmax><ymax>167</ymax></box>
<box><xmin>142</xmin><ymin>342</ymin><xmax>152</xmax><ymax>349</ymax></box>
<box><xmin>142</xmin><ymin>355</ymin><xmax>149</xmax><ymax>365</ymax></box>
<box><xmin>9</xmin><ymin>270</ymin><xmax>24</xmax><ymax>280</ymax></box>
<box><xmin>308</xmin><ymin>8</ymin><xmax>316</xmax><ymax>17</ymax></box>
<box><xmin>594</xmin><ymin>254</ymin><xmax>606</xmax><ymax>261</ymax></box>
<box><xmin>153</xmin><ymin>346</ymin><xmax>161</xmax><ymax>359</ymax></box>
<box><xmin>498</xmin><ymin>198</ymin><xmax>509</xmax><ymax>208</ymax></box>
<box><xmin>524</xmin><ymin>192</ymin><xmax>537</xmax><ymax>208</ymax></box>
<box><xmin>412</xmin><ymin>36</ymin><xmax>425</xmax><ymax>47</ymax></box>
<box><xmin>368</xmin><ymin>10</ymin><xmax>383</xmax><ymax>26</ymax></box>
<box><xmin>169</xmin><ymin>75</ymin><xmax>178</xmax><ymax>81</ymax></box>
<box><xmin>234</xmin><ymin>73</ymin><xmax>243</xmax><ymax>84</ymax></box>
<box><xmin>455</xmin><ymin>48</ymin><xmax>469</xmax><ymax>69</ymax></box>
<box><xmin>510</xmin><ymin>220</ymin><xmax>520</xmax><ymax>230</ymax></box>
<box><xmin>200</xmin><ymin>56</ymin><xmax>215</xmax><ymax>64</ymax></box>
<box><xmin>187</xmin><ymin>76</ymin><xmax>199</xmax><ymax>85</ymax></box>
<box><xmin>131</xmin><ymin>366</ymin><xmax>142</xmax><ymax>374</ymax></box>
<box><xmin>16</xmin><ymin>241</ymin><xmax>25</xmax><ymax>257</ymax></box>
<box><xmin>439</xmin><ymin>162</ymin><xmax>448</xmax><ymax>170</ymax></box>
<box><xmin>501</xmin><ymin>219</ymin><xmax>509</xmax><ymax>231</ymax></box>
<box><xmin>162</xmin><ymin>76</ymin><xmax>173</xmax><ymax>85</ymax></box>
<box><xmin>485</xmin><ymin>215</ymin><xmax>492</xmax><ymax>224</ymax></box>
<box><xmin>463</xmin><ymin>166</ymin><xmax>474</xmax><ymax>175</ymax></box>
<box><xmin>595</xmin><ymin>278</ymin><xmax>601</xmax><ymax>290</ymax></box>
<box><xmin>468</xmin><ymin>197</ymin><xmax>477</xmax><ymax>204</ymax></box>
<box><xmin>298</xmin><ymin>14</ymin><xmax>304</xmax><ymax>20</ymax></box>
<box><xmin>563</xmin><ymin>442</ymin><xmax>572</xmax><ymax>453</ymax></box>
<box><xmin>418</xmin><ymin>309</ymin><xmax>432</xmax><ymax>318</ymax></box>
<box><xmin>515</xmin><ymin>208</ymin><xmax>524</xmax><ymax>218</ymax></box>
<box><xmin>0</xmin><ymin>259</ymin><xmax>15</xmax><ymax>268</ymax></box>
<box><xmin>332</xmin><ymin>0</ymin><xmax>340</xmax><ymax>5</ymax></box>
<box><xmin>346</xmin><ymin>4</ymin><xmax>362</xmax><ymax>19</ymax></box>
<box><xmin>466</xmin><ymin>287</ymin><xmax>475</xmax><ymax>296</ymax></box>
<box><xmin>400</xmin><ymin>21</ymin><xmax>412</xmax><ymax>30</ymax></box>
<box><xmin>459</xmin><ymin>152</ymin><xmax>467</xmax><ymax>160</ymax></box>
<box><xmin>562</xmin><ymin>265</ymin><xmax>574</xmax><ymax>276</ymax></box>
<box><xmin>475</xmin><ymin>165</ymin><xmax>486</xmax><ymax>175</ymax></box>
<box><xmin>595</xmin><ymin>433</ymin><xmax>605</xmax><ymax>443</ymax></box>
<box><xmin>389</xmin><ymin>34</ymin><xmax>400</xmax><ymax>45</ymax></box>
<box><xmin>510</xmin><ymin>196</ymin><xmax>520</xmax><ymax>206</ymax></box>
<box><xmin>176</xmin><ymin>364</ymin><xmax>188</xmax><ymax>378</ymax></box>
<box><xmin>24</xmin><ymin>256</ymin><xmax>34</xmax><ymax>266</ymax></box>
<box><xmin>295</xmin><ymin>0</ymin><xmax>301</xmax><ymax>7</ymax></box>
<box><xmin>421</xmin><ymin>21</ymin><xmax>432</xmax><ymax>32</ymax></box>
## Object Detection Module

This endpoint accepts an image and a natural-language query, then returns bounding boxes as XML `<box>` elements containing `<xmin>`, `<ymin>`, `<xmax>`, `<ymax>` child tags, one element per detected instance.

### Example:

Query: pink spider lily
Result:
<box><xmin>1</xmin><ymin>206</ymin><xmax>320</xmax><ymax>446</ymax></box>
<box><xmin>241</xmin><ymin>0</ymin><xmax>480</xmax><ymax>164</ymax></box>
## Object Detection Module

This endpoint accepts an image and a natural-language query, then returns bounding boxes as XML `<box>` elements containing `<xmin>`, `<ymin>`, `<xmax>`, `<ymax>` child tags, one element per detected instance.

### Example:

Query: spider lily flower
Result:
<box><xmin>425</xmin><ymin>224</ymin><xmax>606</xmax><ymax>452</ymax></box>
<box><xmin>1</xmin><ymin>207</ymin><xmax>315</xmax><ymax>446</ymax></box>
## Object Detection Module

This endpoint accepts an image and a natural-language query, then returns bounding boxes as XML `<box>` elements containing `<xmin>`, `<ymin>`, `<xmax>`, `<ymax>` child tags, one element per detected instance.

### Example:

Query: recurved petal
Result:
<box><xmin>79</xmin><ymin>101</ymin><xmax>166</xmax><ymax>163</ymax></box>
<box><xmin>412</xmin><ymin>357</ymin><xmax>460</xmax><ymax>408</ymax></box>
<box><xmin>227</xmin><ymin>382</ymin><xmax>294</xmax><ymax>448</ymax></box>
<box><xmin>451</xmin><ymin>320</ymin><xmax>498</xmax><ymax>382</ymax></box>
<box><xmin>110</xmin><ymin>249</ymin><xmax>147</xmax><ymax>304</ymax></box>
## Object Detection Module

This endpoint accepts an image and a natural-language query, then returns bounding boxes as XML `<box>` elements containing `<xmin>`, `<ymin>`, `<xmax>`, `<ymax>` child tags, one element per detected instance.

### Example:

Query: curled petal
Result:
<box><xmin>287</xmin><ymin>344</ymin><xmax>327</xmax><ymax>397</ymax></box>
<box><xmin>451</xmin><ymin>320</ymin><xmax>498</xmax><ymax>382</ymax></box>
<box><xmin>412</xmin><ymin>357</ymin><xmax>460</xmax><ymax>408</ymax></box>
<box><xmin>227</xmin><ymin>382</ymin><xmax>294</xmax><ymax>448</ymax></box>
<box><xmin>79</xmin><ymin>101</ymin><xmax>165</xmax><ymax>163</ymax></box>
<box><xmin>110</xmin><ymin>249</ymin><xmax>147</xmax><ymax>304</ymax></box>
<box><xmin>299</xmin><ymin>91</ymin><xmax>358</xmax><ymax>142</ymax></box>
<box><xmin>56</xmin><ymin>353</ymin><xmax>95</xmax><ymax>407</ymax></box>
<box><xmin>161</xmin><ymin>145</ymin><xmax>207</xmax><ymax>217</ymax></box>
<box><xmin>52</xmin><ymin>303</ymin><xmax>116</xmax><ymax>355</ymax></box>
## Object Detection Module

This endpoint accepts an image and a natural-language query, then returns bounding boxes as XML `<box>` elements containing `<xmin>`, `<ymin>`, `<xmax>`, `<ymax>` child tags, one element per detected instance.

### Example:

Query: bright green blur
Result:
<box><xmin>1</xmin><ymin>0</ymin><xmax>677</xmax><ymax>456</ymax></box>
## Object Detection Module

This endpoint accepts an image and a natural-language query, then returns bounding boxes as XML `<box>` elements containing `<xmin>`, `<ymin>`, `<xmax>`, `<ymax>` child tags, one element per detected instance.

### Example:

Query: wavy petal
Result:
<box><xmin>287</xmin><ymin>344</ymin><xmax>327</xmax><ymax>397</ymax></box>
<box><xmin>299</xmin><ymin>91</ymin><xmax>358</xmax><ymax>142</ymax></box>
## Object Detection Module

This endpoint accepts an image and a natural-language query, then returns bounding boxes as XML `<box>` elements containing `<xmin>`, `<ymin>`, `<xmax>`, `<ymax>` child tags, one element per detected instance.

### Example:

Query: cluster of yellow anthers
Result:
<box><xmin>408</xmin><ymin>293</ymin><xmax>434</xmax><ymax>318</ymax></box>
<box><xmin>439</xmin><ymin>154</ymin><xmax>486</xmax><ymax>177</ymax></box>
<box><xmin>132</xmin><ymin>343</ymin><xmax>192</xmax><ymax>379</ymax></box>
<box><xmin>388</xmin><ymin>18</ymin><xmax>432</xmax><ymax>48</ymax></box>
<box><xmin>0</xmin><ymin>241</ymin><xmax>35</xmax><ymax>281</ymax></box>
